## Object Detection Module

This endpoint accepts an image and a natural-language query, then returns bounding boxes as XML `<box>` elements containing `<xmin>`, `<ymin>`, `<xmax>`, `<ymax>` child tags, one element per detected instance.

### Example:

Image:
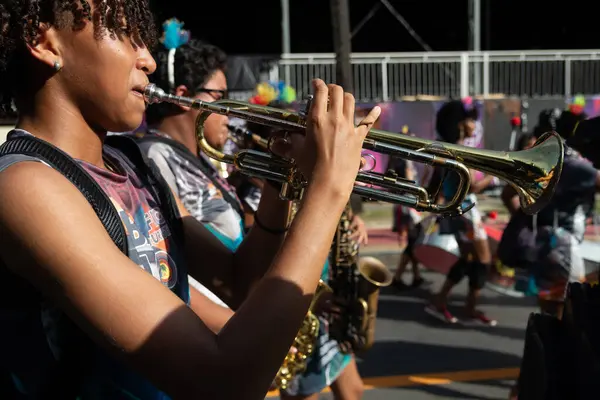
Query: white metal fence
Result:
<box><xmin>268</xmin><ymin>50</ymin><xmax>600</xmax><ymax>102</ymax></box>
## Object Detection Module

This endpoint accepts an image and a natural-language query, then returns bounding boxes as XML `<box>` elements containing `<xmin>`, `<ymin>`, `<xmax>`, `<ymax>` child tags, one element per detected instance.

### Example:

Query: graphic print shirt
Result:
<box><xmin>0</xmin><ymin>130</ymin><xmax>188</xmax><ymax>400</ymax></box>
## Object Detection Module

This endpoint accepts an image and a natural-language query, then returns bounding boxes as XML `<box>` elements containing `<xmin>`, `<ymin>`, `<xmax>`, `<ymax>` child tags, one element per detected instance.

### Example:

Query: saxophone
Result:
<box><xmin>271</xmin><ymin>202</ymin><xmax>333</xmax><ymax>391</ymax></box>
<box><xmin>327</xmin><ymin>203</ymin><xmax>393</xmax><ymax>354</ymax></box>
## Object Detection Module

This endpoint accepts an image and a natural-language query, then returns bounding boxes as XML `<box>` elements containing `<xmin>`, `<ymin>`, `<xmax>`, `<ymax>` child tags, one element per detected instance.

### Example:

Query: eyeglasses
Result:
<box><xmin>196</xmin><ymin>88</ymin><xmax>228</xmax><ymax>101</ymax></box>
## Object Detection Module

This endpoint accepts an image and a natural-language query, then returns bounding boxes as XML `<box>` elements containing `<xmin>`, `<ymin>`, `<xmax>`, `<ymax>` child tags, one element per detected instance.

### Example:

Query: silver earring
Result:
<box><xmin>53</xmin><ymin>61</ymin><xmax>62</xmax><ymax>71</ymax></box>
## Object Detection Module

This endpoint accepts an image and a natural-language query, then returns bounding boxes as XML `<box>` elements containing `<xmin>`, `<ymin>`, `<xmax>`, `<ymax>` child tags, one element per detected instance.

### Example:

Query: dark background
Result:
<box><xmin>150</xmin><ymin>0</ymin><xmax>599</xmax><ymax>55</ymax></box>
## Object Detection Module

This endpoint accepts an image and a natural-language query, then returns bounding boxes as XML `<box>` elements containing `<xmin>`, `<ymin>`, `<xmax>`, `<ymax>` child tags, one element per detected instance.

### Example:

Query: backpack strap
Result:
<box><xmin>0</xmin><ymin>135</ymin><xmax>127</xmax><ymax>254</ymax></box>
<box><xmin>0</xmin><ymin>135</ymin><xmax>130</xmax><ymax>399</ymax></box>
<box><xmin>134</xmin><ymin>133</ymin><xmax>245</xmax><ymax>220</ymax></box>
<box><xmin>105</xmin><ymin>135</ymin><xmax>186</xmax><ymax>263</ymax></box>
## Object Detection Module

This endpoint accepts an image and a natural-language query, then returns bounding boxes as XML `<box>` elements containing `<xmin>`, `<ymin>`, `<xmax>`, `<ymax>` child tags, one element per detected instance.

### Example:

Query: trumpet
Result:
<box><xmin>143</xmin><ymin>84</ymin><xmax>564</xmax><ymax>216</ymax></box>
<box><xmin>227</xmin><ymin>124</ymin><xmax>269</xmax><ymax>150</ymax></box>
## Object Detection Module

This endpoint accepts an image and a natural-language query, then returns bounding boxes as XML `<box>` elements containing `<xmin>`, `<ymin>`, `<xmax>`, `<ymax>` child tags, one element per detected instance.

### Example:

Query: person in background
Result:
<box><xmin>509</xmin><ymin>112</ymin><xmax>600</xmax><ymax>400</ymax></box>
<box><xmin>388</xmin><ymin>151</ymin><xmax>418</xmax><ymax>245</ymax></box>
<box><xmin>387</xmin><ymin>147</ymin><xmax>428</xmax><ymax>290</ymax></box>
<box><xmin>425</xmin><ymin>100</ymin><xmax>497</xmax><ymax>326</ymax></box>
<box><xmin>226</xmin><ymin>119</ymin><xmax>273</xmax><ymax>232</ymax></box>
<box><xmin>487</xmin><ymin>133</ymin><xmax>537</xmax><ymax>298</ymax></box>
<box><xmin>390</xmin><ymin>214</ymin><xmax>427</xmax><ymax>290</ymax></box>
<box><xmin>136</xmin><ymin>22</ymin><xmax>242</xmax><ymax>311</ymax></box>
<box><xmin>461</xmin><ymin>97</ymin><xmax>483</xmax><ymax>149</ymax></box>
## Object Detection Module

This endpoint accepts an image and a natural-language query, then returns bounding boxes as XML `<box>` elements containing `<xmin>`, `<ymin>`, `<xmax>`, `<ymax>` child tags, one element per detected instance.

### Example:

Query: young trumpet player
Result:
<box><xmin>0</xmin><ymin>2</ymin><xmax>381</xmax><ymax>399</ymax></box>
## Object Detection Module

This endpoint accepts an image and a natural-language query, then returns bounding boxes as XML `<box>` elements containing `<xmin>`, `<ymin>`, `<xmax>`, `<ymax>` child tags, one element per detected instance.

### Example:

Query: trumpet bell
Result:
<box><xmin>504</xmin><ymin>132</ymin><xmax>564</xmax><ymax>215</ymax></box>
<box><xmin>366</xmin><ymin>130</ymin><xmax>564</xmax><ymax>215</ymax></box>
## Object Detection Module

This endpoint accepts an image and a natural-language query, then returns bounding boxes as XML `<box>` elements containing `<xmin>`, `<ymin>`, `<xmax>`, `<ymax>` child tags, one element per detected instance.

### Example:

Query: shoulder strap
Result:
<box><xmin>135</xmin><ymin>134</ymin><xmax>245</xmax><ymax>219</ymax></box>
<box><xmin>0</xmin><ymin>135</ymin><xmax>127</xmax><ymax>254</ymax></box>
<box><xmin>105</xmin><ymin>135</ymin><xmax>186</xmax><ymax>257</ymax></box>
<box><xmin>0</xmin><ymin>135</ymin><xmax>128</xmax><ymax>399</ymax></box>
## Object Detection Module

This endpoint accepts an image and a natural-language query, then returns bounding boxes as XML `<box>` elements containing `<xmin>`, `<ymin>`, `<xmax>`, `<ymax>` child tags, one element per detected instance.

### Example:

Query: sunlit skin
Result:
<box><xmin>0</xmin><ymin>0</ymin><xmax>384</xmax><ymax>395</ymax></box>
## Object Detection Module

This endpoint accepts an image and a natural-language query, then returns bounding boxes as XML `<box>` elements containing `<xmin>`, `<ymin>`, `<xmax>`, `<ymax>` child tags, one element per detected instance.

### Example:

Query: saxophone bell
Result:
<box><xmin>355</xmin><ymin>257</ymin><xmax>393</xmax><ymax>353</ymax></box>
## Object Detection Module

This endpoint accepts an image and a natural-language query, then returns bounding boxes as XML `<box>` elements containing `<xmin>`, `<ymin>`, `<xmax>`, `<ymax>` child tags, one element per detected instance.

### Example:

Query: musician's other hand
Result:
<box><xmin>350</xmin><ymin>215</ymin><xmax>369</xmax><ymax>245</ymax></box>
<box><xmin>301</xmin><ymin>79</ymin><xmax>381</xmax><ymax>197</ymax></box>
<box><xmin>312</xmin><ymin>291</ymin><xmax>349</xmax><ymax>319</ymax></box>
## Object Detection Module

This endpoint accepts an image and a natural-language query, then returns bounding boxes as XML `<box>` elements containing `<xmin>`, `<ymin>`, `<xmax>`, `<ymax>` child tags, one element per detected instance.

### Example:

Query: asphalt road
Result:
<box><xmin>267</xmin><ymin>253</ymin><xmax>537</xmax><ymax>400</ymax></box>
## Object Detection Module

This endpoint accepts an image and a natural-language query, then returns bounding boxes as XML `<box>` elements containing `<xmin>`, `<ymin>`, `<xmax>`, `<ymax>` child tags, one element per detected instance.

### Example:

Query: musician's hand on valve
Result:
<box><xmin>298</xmin><ymin>79</ymin><xmax>381</xmax><ymax>196</ymax></box>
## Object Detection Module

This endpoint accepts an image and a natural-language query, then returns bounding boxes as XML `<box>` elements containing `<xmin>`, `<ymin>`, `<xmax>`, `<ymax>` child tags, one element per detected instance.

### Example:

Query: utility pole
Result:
<box><xmin>484</xmin><ymin>0</ymin><xmax>491</xmax><ymax>50</ymax></box>
<box><xmin>468</xmin><ymin>0</ymin><xmax>481</xmax><ymax>95</ymax></box>
<box><xmin>330</xmin><ymin>0</ymin><xmax>354</xmax><ymax>93</ymax></box>
<box><xmin>331</xmin><ymin>0</ymin><xmax>360</xmax><ymax>212</ymax></box>
<box><xmin>281</xmin><ymin>0</ymin><xmax>291</xmax><ymax>84</ymax></box>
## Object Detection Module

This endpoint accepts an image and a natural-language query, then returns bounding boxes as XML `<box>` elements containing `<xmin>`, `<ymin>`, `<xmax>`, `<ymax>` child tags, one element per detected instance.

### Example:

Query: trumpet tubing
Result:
<box><xmin>143</xmin><ymin>84</ymin><xmax>564</xmax><ymax>216</ymax></box>
<box><xmin>227</xmin><ymin>124</ymin><xmax>269</xmax><ymax>150</ymax></box>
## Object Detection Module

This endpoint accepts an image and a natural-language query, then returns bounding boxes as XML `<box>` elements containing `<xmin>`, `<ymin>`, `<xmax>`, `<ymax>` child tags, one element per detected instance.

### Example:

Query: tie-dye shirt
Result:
<box><xmin>139</xmin><ymin>131</ymin><xmax>244</xmax><ymax>250</ymax></box>
<box><xmin>0</xmin><ymin>130</ymin><xmax>188</xmax><ymax>399</ymax></box>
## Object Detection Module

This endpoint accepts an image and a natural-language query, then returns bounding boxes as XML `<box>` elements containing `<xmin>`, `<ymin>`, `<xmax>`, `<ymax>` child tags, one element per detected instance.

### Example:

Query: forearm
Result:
<box><xmin>188</xmin><ymin>285</ymin><xmax>233</xmax><ymax>334</ymax></box>
<box><xmin>232</xmin><ymin>183</ymin><xmax>291</xmax><ymax>304</ymax></box>
<box><xmin>217</xmin><ymin>181</ymin><xmax>347</xmax><ymax>398</ymax></box>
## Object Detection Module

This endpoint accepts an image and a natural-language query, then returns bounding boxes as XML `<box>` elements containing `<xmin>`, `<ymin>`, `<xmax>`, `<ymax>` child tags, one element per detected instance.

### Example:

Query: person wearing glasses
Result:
<box><xmin>136</xmin><ymin>20</ymin><xmax>242</xmax><ymax>311</ymax></box>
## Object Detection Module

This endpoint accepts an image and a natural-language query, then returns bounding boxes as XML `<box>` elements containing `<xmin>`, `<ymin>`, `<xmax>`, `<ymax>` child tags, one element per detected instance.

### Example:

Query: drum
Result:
<box><xmin>413</xmin><ymin>215</ymin><xmax>461</xmax><ymax>275</ymax></box>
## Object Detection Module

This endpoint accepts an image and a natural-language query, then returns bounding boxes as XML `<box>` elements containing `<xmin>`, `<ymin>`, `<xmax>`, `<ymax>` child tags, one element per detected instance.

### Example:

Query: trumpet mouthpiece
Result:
<box><xmin>143</xmin><ymin>84</ymin><xmax>165</xmax><ymax>104</ymax></box>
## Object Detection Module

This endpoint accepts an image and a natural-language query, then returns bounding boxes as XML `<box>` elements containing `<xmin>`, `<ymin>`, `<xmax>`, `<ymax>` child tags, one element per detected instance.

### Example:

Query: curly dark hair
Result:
<box><xmin>144</xmin><ymin>39</ymin><xmax>227</xmax><ymax>125</ymax></box>
<box><xmin>435</xmin><ymin>100</ymin><xmax>474</xmax><ymax>143</ymax></box>
<box><xmin>0</xmin><ymin>0</ymin><xmax>157</xmax><ymax>118</ymax></box>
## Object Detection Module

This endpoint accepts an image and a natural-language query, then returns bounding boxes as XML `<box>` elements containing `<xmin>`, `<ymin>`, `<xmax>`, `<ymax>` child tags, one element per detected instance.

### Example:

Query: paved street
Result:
<box><xmin>266</xmin><ymin>253</ymin><xmax>537</xmax><ymax>400</ymax></box>
<box><xmin>264</xmin><ymin>199</ymin><xmax>600</xmax><ymax>399</ymax></box>
<box><xmin>266</xmin><ymin>200</ymin><xmax>541</xmax><ymax>399</ymax></box>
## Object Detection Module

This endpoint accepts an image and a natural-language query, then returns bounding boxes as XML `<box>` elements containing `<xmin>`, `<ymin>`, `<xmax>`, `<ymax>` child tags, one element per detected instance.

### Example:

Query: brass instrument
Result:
<box><xmin>227</xmin><ymin>124</ymin><xmax>269</xmax><ymax>150</ymax></box>
<box><xmin>328</xmin><ymin>204</ymin><xmax>393</xmax><ymax>354</ymax></box>
<box><xmin>271</xmin><ymin>202</ymin><xmax>333</xmax><ymax>391</ymax></box>
<box><xmin>272</xmin><ymin>280</ymin><xmax>332</xmax><ymax>390</ymax></box>
<box><xmin>143</xmin><ymin>84</ymin><xmax>564</xmax><ymax>216</ymax></box>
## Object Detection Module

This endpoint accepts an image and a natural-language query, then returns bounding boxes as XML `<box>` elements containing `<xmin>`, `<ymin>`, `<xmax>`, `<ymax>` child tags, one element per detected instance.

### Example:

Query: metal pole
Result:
<box><xmin>485</xmin><ymin>0</ymin><xmax>491</xmax><ymax>50</ymax></box>
<box><xmin>281</xmin><ymin>0</ymin><xmax>291</xmax><ymax>84</ymax></box>
<box><xmin>473</xmin><ymin>0</ymin><xmax>481</xmax><ymax>52</ymax></box>
<box><xmin>330</xmin><ymin>0</ymin><xmax>354</xmax><ymax>93</ymax></box>
<box><xmin>468</xmin><ymin>0</ymin><xmax>481</xmax><ymax>95</ymax></box>
<box><xmin>474</xmin><ymin>0</ymin><xmax>481</xmax><ymax>95</ymax></box>
<box><xmin>281</xmin><ymin>0</ymin><xmax>290</xmax><ymax>54</ymax></box>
